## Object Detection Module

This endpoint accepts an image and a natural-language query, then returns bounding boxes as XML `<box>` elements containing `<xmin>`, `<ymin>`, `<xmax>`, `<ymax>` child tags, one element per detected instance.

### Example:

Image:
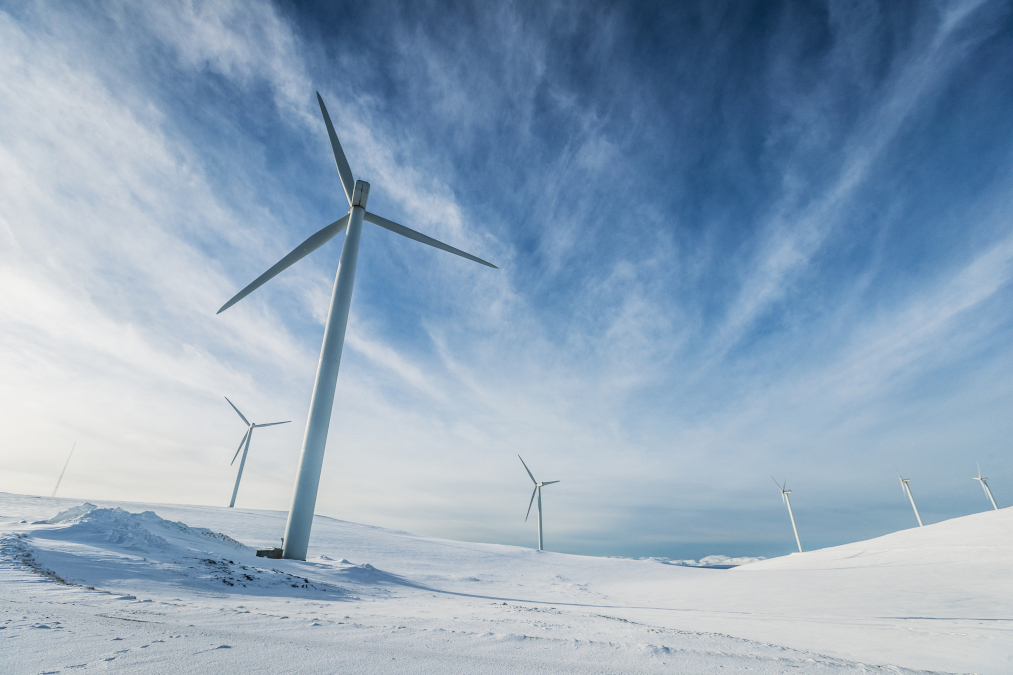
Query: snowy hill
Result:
<box><xmin>1</xmin><ymin>493</ymin><xmax>1009</xmax><ymax>674</ymax></box>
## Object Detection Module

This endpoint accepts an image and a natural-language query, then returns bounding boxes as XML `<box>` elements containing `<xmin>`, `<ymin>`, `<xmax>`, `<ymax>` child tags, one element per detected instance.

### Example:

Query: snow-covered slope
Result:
<box><xmin>1</xmin><ymin>493</ymin><xmax>1009</xmax><ymax>674</ymax></box>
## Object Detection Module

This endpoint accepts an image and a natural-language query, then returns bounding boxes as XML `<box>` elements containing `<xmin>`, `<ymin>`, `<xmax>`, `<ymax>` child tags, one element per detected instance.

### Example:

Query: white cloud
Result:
<box><xmin>712</xmin><ymin>0</ymin><xmax>995</xmax><ymax>360</ymax></box>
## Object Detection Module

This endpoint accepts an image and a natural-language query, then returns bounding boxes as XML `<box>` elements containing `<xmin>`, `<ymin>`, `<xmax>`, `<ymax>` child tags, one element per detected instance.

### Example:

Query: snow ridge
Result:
<box><xmin>14</xmin><ymin>503</ymin><xmax>349</xmax><ymax>599</ymax></box>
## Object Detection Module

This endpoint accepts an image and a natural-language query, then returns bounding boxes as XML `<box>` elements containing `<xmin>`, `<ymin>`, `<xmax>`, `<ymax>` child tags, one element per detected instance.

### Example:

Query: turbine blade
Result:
<box><xmin>316</xmin><ymin>92</ymin><xmax>355</xmax><ymax>206</ymax></box>
<box><xmin>224</xmin><ymin>396</ymin><xmax>250</xmax><ymax>426</ymax></box>
<box><xmin>363</xmin><ymin>211</ymin><xmax>497</xmax><ymax>268</ymax></box>
<box><xmin>231</xmin><ymin>428</ymin><xmax>250</xmax><ymax>465</ymax></box>
<box><xmin>253</xmin><ymin>421</ymin><xmax>291</xmax><ymax>428</ymax></box>
<box><xmin>771</xmin><ymin>476</ymin><xmax>782</xmax><ymax>490</ymax></box>
<box><xmin>518</xmin><ymin>455</ymin><xmax>537</xmax><ymax>484</ymax></box>
<box><xmin>217</xmin><ymin>215</ymin><xmax>350</xmax><ymax>314</ymax></box>
<box><xmin>542</xmin><ymin>480</ymin><xmax>560</xmax><ymax>485</ymax></box>
<box><xmin>525</xmin><ymin>486</ymin><xmax>537</xmax><ymax>522</ymax></box>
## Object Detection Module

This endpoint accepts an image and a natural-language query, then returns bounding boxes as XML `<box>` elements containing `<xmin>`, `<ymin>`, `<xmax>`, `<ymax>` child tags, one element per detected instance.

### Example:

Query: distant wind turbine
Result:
<box><xmin>519</xmin><ymin>455</ymin><xmax>559</xmax><ymax>551</ymax></box>
<box><xmin>773</xmin><ymin>477</ymin><xmax>802</xmax><ymax>553</ymax></box>
<box><xmin>898</xmin><ymin>473</ymin><xmax>923</xmax><ymax>527</ymax></box>
<box><xmin>218</xmin><ymin>92</ymin><xmax>496</xmax><ymax>560</ymax></box>
<box><xmin>51</xmin><ymin>442</ymin><xmax>76</xmax><ymax>497</ymax></box>
<box><xmin>973</xmin><ymin>463</ymin><xmax>998</xmax><ymax>510</ymax></box>
<box><xmin>225</xmin><ymin>397</ymin><xmax>290</xmax><ymax>508</ymax></box>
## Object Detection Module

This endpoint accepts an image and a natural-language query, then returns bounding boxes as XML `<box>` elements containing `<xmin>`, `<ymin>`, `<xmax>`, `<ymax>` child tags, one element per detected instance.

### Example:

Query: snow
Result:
<box><xmin>2</xmin><ymin>492</ymin><xmax>1009</xmax><ymax>674</ymax></box>
<box><xmin>644</xmin><ymin>554</ymin><xmax>765</xmax><ymax>568</ymax></box>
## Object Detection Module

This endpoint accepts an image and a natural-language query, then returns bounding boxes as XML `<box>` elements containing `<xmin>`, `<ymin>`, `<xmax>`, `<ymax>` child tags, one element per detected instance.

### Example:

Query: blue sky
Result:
<box><xmin>2</xmin><ymin>0</ymin><xmax>1012</xmax><ymax>559</ymax></box>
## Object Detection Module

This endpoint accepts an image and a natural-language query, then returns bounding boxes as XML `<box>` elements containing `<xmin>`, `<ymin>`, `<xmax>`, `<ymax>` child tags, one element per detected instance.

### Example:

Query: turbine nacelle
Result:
<box><xmin>973</xmin><ymin>462</ymin><xmax>989</xmax><ymax>484</ymax></box>
<box><xmin>351</xmin><ymin>180</ymin><xmax>369</xmax><ymax>209</ymax></box>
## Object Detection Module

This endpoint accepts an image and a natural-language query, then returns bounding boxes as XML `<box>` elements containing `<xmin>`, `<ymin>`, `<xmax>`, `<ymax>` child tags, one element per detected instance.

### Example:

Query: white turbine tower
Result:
<box><xmin>973</xmin><ymin>463</ymin><xmax>998</xmax><ymax>510</ymax></box>
<box><xmin>898</xmin><ymin>473</ymin><xmax>923</xmax><ymax>527</ymax></box>
<box><xmin>225</xmin><ymin>397</ymin><xmax>290</xmax><ymax>508</ymax></box>
<box><xmin>773</xmin><ymin>477</ymin><xmax>802</xmax><ymax>553</ymax></box>
<box><xmin>218</xmin><ymin>93</ymin><xmax>496</xmax><ymax>559</ymax></box>
<box><xmin>519</xmin><ymin>455</ymin><xmax>559</xmax><ymax>551</ymax></box>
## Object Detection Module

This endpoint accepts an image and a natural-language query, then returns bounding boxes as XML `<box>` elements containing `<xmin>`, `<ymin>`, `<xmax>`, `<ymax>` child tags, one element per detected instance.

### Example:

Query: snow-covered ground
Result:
<box><xmin>1</xmin><ymin>493</ymin><xmax>1009</xmax><ymax>674</ymax></box>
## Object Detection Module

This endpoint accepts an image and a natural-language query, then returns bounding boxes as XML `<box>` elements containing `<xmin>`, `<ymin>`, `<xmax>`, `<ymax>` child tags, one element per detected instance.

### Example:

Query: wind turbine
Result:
<box><xmin>898</xmin><ymin>473</ymin><xmax>923</xmax><ymax>527</ymax></box>
<box><xmin>218</xmin><ymin>92</ymin><xmax>496</xmax><ymax>559</ymax></box>
<box><xmin>773</xmin><ymin>477</ymin><xmax>802</xmax><ymax>553</ymax></box>
<box><xmin>51</xmin><ymin>442</ymin><xmax>77</xmax><ymax>497</ymax></box>
<box><xmin>225</xmin><ymin>397</ymin><xmax>290</xmax><ymax>508</ymax></box>
<box><xmin>973</xmin><ymin>463</ymin><xmax>998</xmax><ymax>510</ymax></box>
<box><xmin>519</xmin><ymin>455</ymin><xmax>559</xmax><ymax>551</ymax></box>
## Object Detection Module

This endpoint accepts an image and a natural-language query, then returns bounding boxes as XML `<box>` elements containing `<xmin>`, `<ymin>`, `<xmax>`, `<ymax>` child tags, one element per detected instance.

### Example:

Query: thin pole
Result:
<box><xmin>51</xmin><ymin>442</ymin><xmax>76</xmax><ymax>497</ymax></box>
<box><xmin>283</xmin><ymin>196</ymin><xmax>366</xmax><ymax>561</ymax></box>
<box><xmin>537</xmin><ymin>485</ymin><xmax>543</xmax><ymax>551</ymax></box>
<box><xmin>784</xmin><ymin>493</ymin><xmax>802</xmax><ymax>553</ymax></box>
<box><xmin>903</xmin><ymin>480</ymin><xmax>923</xmax><ymax>526</ymax></box>
<box><xmin>230</xmin><ymin>427</ymin><xmax>253</xmax><ymax>508</ymax></box>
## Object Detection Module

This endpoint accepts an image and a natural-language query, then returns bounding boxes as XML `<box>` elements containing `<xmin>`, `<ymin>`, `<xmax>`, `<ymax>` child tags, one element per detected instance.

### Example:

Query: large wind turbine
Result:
<box><xmin>898</xmin><ymin>473</ymin><xmax>923</xmax><ymax>527</ymax></box>
<box><xmin>973</xmin><ymin>463</ymin><xmax>998</xmax><ymax>510</ymax></box>
<box><xmin>225</xmin><ymin>397</ymin><xmax>290</xmax><ymax>508</ymax></box>
<box><xmin>51</xmin><ymin>442</ymin><xmax>77</xmax><ymax>498</ymax></box>
<box><xmin>773</xmin><ymin>477</ymin><xmax>802</xmax><ymax>553</ymax></box>
<box><xmin>218</xmin><ymin>93</ymin><xmax>496</xmax><ymax>559</ymax></box>
<box><xmin>519</xmin><ymin>455</ymin><xmax>559</xmax><ymax>551</ymax></box>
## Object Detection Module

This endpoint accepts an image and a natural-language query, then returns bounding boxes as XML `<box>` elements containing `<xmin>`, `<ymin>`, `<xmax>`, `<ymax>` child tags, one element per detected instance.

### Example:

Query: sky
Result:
<box><xmin>2</xmin><ymin>0</ymin><xmax>1013</xmax><ymax>560</ymax></box>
